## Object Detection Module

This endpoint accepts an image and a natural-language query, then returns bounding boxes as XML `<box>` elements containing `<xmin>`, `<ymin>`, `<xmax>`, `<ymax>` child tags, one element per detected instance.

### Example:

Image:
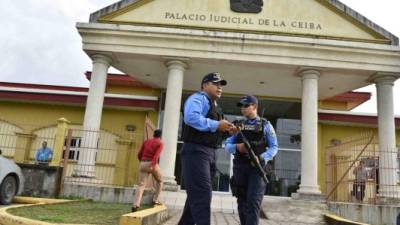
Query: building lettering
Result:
<box><xmin>164</xmin><ymin>12</ymin><xmax>323</xmax><ymax>30</ymax></box>
<box><xmin>165</xmin><ymin>12</ymin><xmax>207</xmax><ymax>21</ymax></box>
<box><xmin>209</xmin><ymin>14</ymin><xmax>255</xmax><ymax>25</ymax></box>
<box><xmin>291</xmin><ymin>21</ymin><xmax>322</xmax><ymax>30</ymax></box>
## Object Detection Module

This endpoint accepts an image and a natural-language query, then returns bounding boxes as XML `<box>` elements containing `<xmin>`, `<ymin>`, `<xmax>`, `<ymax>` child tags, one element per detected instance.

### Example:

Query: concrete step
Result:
<box><xmin>262</xmin><ymin>196</ymin><xmax>328</xmax><ymax>225</ymax></box>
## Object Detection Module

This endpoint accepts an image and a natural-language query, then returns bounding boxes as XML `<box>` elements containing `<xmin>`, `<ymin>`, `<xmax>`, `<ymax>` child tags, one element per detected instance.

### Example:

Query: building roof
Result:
<box><xmin>0</xmin><ymin>74</ymin><xmax>159</xmax><ymax>110</ymax></box>
<box><xmin>325</xmin><ymin>0</ymin><xmax>398</xmax><ymax>45</ymax></box>
<box><xmin>326</xmin><ymin>91</ymin><xmax>371</xmax><ymax>103</ymax></box>
<box><xmin>85</xmin><ymin>71</ymin><xmax>152</xmax><ymax>88</ymax></box>
<box><xmin>319</xmin><ymin>109</ymin><xmax>400</xmax><ymax>128</ymax></box>
<box><xmin>88</xmin><ymin>0</ymin><xmax>398</xmax><ymax>45</ymax></box>
<box><xmin>323</xmin><ymin>91</ymin><xmax>371</xmax><ymax>110</ymax></box>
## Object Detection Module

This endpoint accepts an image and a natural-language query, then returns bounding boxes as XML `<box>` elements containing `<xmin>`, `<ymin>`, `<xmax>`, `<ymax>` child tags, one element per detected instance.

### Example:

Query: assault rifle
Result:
<box><xmin>233</xmin><ymin>120</ymin><xmax>269</xmax><ymax>184</ymax></box>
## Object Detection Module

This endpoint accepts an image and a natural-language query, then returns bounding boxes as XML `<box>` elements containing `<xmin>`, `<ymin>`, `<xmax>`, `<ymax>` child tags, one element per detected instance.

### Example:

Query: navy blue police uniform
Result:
<box><xmin>225</xmin><ymin>96</ymin><xmax>279</xmax><ymax>225</ymax></box>
<box><xmin>177</xmin><ymin>72</ymin><xmax>227</xmax><ymax>225</ymax></box>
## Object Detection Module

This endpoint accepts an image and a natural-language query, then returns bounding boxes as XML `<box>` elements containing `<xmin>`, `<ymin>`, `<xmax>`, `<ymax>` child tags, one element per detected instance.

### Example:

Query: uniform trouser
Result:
<box><xmin>352</xmin><ymin>181</ymin><xmax>366</xmax><ymax>201</ymax></box>
<box><xmin>178</xmin><ymin>143</ymin><xmax>216</xmax><ymax>225</ymax></box>
<box><xmin>234</xmin><ymin>162</ymin><xmax>266</xmax><ymax>225</ymax></box>
<box><xmin>133</xmin><ymin>161</ymin><xmax>163</xmax><ymax>207</ymax></box>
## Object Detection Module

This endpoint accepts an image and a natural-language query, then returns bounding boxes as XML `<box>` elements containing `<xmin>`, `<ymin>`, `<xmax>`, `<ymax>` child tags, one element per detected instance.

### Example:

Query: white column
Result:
<box><xmin>371</xmin><ymin>73</ymin><xmax>399</xmax><ymax>197</ymax></box>
<box><xmin>159</xmin><ymin>60</ymin><xmax>187</xmax><ymax>187</ymax></box>
<box><xmin>298</xmin><ymin>69</ymin><xmax>321</xmax><ymax>195</ymax></box>
<box><xmin>76</xmin><ymin>54</ymin><xmax>112</xmax><ymax>177</ymax></box>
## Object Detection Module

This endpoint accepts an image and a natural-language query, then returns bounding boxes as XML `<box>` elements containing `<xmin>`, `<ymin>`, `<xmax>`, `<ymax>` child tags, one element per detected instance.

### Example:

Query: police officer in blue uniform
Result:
<box><xmin>178</xmin><ymin>72</ymin><xmax>234</xmax><ymax>225</ymax></box>
<box><xmin>225</xmin><ymin>95</ymin><xmax>279</xmax><ymax>225</ymax></box>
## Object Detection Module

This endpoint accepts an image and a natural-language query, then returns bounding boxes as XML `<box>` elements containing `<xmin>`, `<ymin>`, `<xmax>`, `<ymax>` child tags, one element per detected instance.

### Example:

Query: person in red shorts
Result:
<box><xmin>132</xmin><ymin>129</ymin><xmax>163</xmax><ymax>212</ymax></box>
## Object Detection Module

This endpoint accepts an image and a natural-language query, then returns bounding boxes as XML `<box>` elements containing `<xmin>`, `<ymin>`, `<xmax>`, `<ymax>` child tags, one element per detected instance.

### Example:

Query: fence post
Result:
<box><xmin>14</xmin><ymin>132</ymin><xmax>36</xmax><ymax>163</ymax></box>
<box><xmin>59</xmin><ymin>129</ymin><xmax>73</xmax><ymax>197</ymax></box>
<box><xmin>114</xmin><ymin>139</ymin><xmax>134</xmax><ymax>186</ymax></box>
<box><xmin>50</xmin><ymin>118</ymin><xmax>70</xmax><ymax>167</ymax></box>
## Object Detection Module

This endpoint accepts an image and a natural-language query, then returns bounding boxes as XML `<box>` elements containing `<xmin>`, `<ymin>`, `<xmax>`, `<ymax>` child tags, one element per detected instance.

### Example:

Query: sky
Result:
<box><xmin>0</xmin><ymin>0</ymin><xmax>399</xmax><ymax>114</ymax></box>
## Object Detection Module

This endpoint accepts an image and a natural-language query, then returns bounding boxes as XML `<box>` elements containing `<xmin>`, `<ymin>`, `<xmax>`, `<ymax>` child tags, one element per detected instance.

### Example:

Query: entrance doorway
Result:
<box><xmin>160</xmin><ymin>93</ymin><xmax>302</xmax><ymax>196</ymax></box>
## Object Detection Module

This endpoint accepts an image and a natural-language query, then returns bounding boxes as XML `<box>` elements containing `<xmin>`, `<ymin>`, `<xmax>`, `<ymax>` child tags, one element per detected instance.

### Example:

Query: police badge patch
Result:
<box><xmin>230</xmin><ymin>0</ymin><xmax>264</xmax><ymax>13</ymax></box>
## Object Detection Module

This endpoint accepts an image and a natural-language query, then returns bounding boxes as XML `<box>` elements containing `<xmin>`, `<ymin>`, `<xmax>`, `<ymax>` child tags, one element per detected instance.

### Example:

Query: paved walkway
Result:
<box><xmin>164</xmin><ymin>210</ymin><xmax>317</xmax><ymax>225</ymax></box>
<box><xmin>159</xmin><ymin>191</ymin><xmax>326</xmax><ymax>225</ymax></box>
<box><xmin>159</xmin><ymin>190</ymin><xmax>237</xmax><ymax>213</ymax></box>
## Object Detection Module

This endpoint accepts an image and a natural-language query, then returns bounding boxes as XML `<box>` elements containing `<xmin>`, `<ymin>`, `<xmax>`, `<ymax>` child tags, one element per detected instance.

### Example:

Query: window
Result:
<box><xmin>274</xmin><ymin>119</ymin><xmax>302</xmax><ymax>188</ymax></box>
<box><xmin>397</xmin><ymin>147</ymin><xmax>400</xmax><ymax>183</ymax></box>
<box><xmin>276</xmin><ymin>119</ymin><xmax>301</xmax><ymax>150</ymax></box>
<box><xmin>63</xmin><ymin>137</ymin><xmax>81</xmax><ymax>161</ymax></box>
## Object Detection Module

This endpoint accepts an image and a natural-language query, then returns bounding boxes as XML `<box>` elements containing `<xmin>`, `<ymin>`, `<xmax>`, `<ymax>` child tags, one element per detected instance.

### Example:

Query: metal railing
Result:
<box><xmin>0</xmin><ymin>118</ymin><xmax>161</xmax><ymax>200</ymax></box>
<box><xmin>266</xmin><ymin>168</ymin><xmax>300</xmax><ymax>197</ymax></box>
<box><xmin>326</xmin><ymin>132</ymin><xmax>400</xmax><ymax>204</ymax></box>
<box><xmin>0</xmin><ymin>121</ymin><xmax>56</xmax><ymax>161</ymax></box>
<box><xmin>61</xmin><ymin>128</ymin><xmax>142</xmax><ymax>188</ymax></box>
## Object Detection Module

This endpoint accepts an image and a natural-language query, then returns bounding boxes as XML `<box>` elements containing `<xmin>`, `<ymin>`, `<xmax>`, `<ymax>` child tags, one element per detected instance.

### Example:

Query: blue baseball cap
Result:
<box><xmin>201</xmin><ymin>72</ymin><xmax>227</xmax><ymax>86</ymax></box>
<box><xmin>237</xmin><ymin>95</ymin><xmax>258</xmax><ymax>107</ymax></box>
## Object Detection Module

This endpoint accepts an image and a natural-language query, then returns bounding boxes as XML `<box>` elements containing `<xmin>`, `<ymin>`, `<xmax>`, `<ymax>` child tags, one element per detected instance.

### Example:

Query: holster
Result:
<box><xmin>229</xmin><ymin>176</ymin><xmax>247</xmax><ymax>198</ymax></box>
<box><xmin>230</xmin><ymin>176</ymin><xmax>238</xmax><ymax>197</ymax></box>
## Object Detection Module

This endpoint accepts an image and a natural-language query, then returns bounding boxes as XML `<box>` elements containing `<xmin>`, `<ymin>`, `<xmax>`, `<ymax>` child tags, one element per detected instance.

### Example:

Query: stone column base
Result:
<box><xmin>162</xmin><ymin>177</ymin><xmax>180</xmax><ymax>192</ymax></box>
<box><xmin>72</xmin><ymin>168</ymin><xmax>96</xmax><ymax>178</ymax></box>
<box><xmin>376</xmin><ymin>195</ymin><xmax>400</xmax><ymax>205</ymax></box>
<box><xmin>292</xmin><ymin>192</ymin><xmax>326</xmax><ymax>202</ymax></box>
<box><xmin>65</xmin><ymin>176</ymin><xmax>104</xmax><ymax>185</ymax></box>
<box><xmin>162</xmin><ymin>181</ymin><xmax>180</xmax><ymax>192</ymax></box>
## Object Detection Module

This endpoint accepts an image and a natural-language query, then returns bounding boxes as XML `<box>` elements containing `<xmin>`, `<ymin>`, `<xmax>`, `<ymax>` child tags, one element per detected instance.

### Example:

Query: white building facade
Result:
<box><xmin>77</xmin><ymin>0</ymin><xmax>400</xmax><ymax>197</ymax></box>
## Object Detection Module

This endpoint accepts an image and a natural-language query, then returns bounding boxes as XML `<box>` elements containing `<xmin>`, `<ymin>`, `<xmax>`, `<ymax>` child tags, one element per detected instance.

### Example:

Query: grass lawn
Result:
<box><xmin>8</xmin><ymin>201</ymin><xmax>152</xmax><ymax>225</ymax></box>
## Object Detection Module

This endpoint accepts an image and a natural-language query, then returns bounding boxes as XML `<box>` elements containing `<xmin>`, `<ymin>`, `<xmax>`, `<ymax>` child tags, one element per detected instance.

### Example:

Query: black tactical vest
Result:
<box><xmin>234</xmin><ymin>118</ymin><xmax>268</xmax><ymax>162</ymax></box>
<box><xmin>182</xmin><ymin>95</ymin><xmax>224</xmax><ymax>148</ymax></box>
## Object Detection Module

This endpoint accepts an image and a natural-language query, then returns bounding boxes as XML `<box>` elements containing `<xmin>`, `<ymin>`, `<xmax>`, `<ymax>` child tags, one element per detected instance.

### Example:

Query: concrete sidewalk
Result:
<box><xmin>163</xmin><ymin>210</ymin><xmax>239</xmax><ymax>225</ymax></box>
<box><xmin>159</xmin><ymin>190</ymin><xmax>237</xmax><ymax>213</ymax></box>
<box><xmin>163</xmin><ymin>210</ymin><xmax>316</xmax><ymax>225</ymax></box>
<box><xmin>159</xmin><ymin>191</ymin><xmax>327</xmax><ymax>225</ymax></box>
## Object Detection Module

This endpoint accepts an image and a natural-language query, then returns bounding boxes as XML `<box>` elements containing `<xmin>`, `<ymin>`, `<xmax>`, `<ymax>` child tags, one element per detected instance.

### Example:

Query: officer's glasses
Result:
<box><xmin>241</xmin><ymin>104</ymin><xmax>253</xmax><ymax>108</ymax></box>
<box><xmin>210</xmin><ymin>82</ymin><xmax>223</xmax><ymax>87</ymax></box>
